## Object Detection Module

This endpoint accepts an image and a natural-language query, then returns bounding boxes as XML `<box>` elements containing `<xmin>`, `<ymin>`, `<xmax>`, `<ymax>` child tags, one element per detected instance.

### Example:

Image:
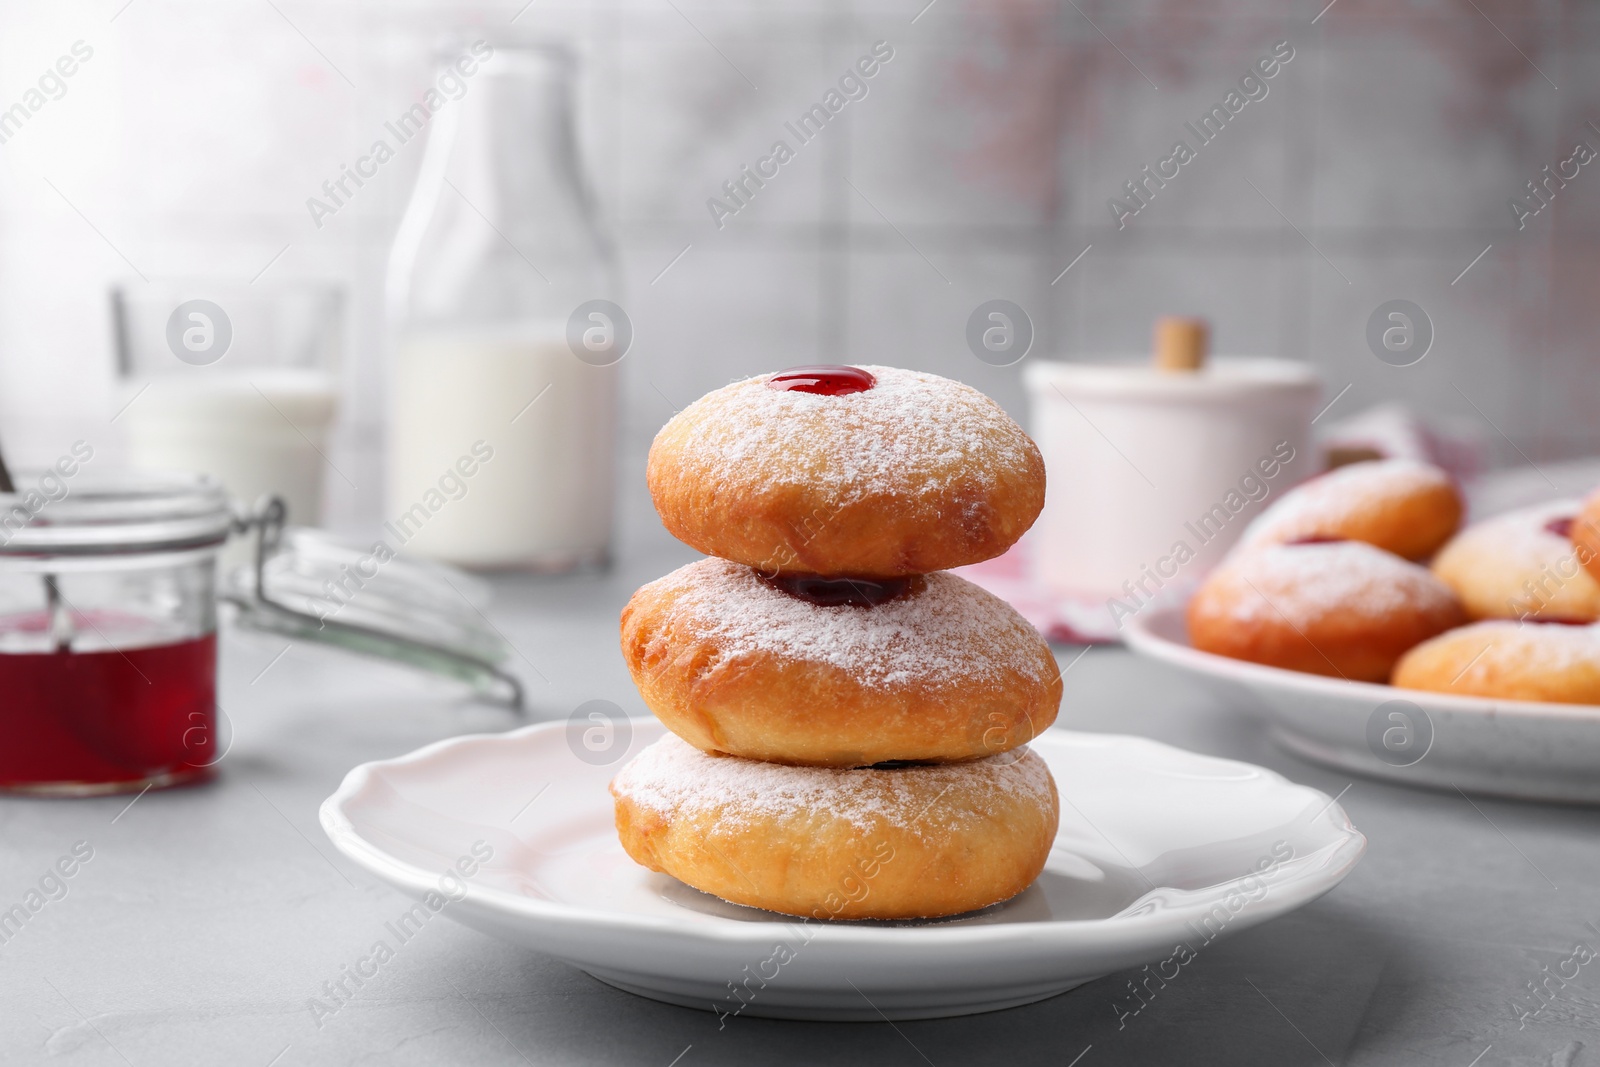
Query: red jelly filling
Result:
<box><xmin>0</xmin><ymin>633</ymin><xmax>217</xmax><ymax>790</ymax></box>
<box><xmin>765</xmin><ymin>365</ymin><xmax>876</xmax><ymax>396</ymax></box>
<box><xmin>763</xmin><ymin>574</ymin><xmax>915</xmax><ymax>607</ymax></box>
<box><xmin>1545</xmin><ymin>517</ymin><xmax>1575</xmax><ymax>539</ymax></box>
<box><xmin>1285</xmin><ymin>535</ymin><xmax>1349</xmax><ymax>545</ymax></box>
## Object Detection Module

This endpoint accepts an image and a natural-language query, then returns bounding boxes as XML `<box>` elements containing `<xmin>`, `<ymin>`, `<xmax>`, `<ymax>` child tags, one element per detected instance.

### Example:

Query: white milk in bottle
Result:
<box><xmin>388</xmin><ymin>325</ymin><xmax>613</xmax><ymax>568</ymax></box>
<box><xmin>386</xmin><ymin>40</ymin><xmax>620</xmax><ymax>570</ymax></box>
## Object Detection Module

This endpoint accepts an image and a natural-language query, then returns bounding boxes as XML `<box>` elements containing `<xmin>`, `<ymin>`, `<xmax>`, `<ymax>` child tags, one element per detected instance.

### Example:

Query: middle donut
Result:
<box><xmin>621</xmin><ymin>557</ymin><xmax>1062</xmax><ymax>767</ymax></box>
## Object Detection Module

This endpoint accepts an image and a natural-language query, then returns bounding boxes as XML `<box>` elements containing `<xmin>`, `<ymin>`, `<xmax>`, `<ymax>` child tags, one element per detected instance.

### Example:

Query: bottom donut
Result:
<box><xmin>610</xmin><ymin>735</ymin><xmax>1059</xmax><ymax>920</ymax></box>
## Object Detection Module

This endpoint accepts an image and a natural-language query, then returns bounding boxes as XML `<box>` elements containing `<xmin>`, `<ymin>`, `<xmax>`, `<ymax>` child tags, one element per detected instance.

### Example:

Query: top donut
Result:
<box><xmin>647</xmin><ymin>365</ymin><xmax>1045</xmax><ymax>577</ymax></box>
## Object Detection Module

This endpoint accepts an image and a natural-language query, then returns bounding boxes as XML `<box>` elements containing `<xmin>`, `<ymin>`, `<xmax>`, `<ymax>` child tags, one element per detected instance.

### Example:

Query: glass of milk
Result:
<box><xmin>385</xmin><ymin>39</ymin><xmax>620</xmax><ymax>571</ymax></box>
<box><xmin>113</xmin><ymin>281</ymin><xmax>344</xmax><ymax>530</ymax></box>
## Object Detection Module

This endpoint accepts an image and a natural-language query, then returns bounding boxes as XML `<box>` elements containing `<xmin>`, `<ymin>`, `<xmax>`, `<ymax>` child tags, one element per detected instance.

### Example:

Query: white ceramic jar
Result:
<box><xmin>1023</xmin><ymin>358</ymin><xmax>1320</xmax><ymax>614</ymax></box>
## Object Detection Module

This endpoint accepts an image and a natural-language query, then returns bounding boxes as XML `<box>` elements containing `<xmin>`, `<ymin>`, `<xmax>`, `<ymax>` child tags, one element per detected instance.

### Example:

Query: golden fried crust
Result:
<box><xmin>1236</xmin><ymin>459</ymin><xmax>1462</xmax><ymax>561</ymax></box>
<box><xmin>1431</xmin><ymin>501</ymin><xmax>1600</xmax><ymax>622</ymax></box>
<box><xmin>1393</xmin><ymin>621</ymin><xmax>1600</xmax><ymax>704</ymax></box>
<box><xmin>611</xmin><ymin>737</ymin><xmax>1059</xmax><ymax>920</ymax></box>
<box><xmin>1574</xmin><ymin>490</ymin><xmax>1600</xmax><ymax>585</ymax></box>
<box><xmin>620</xmin><ymin>559</ymin><xmax>1061</xmax><ymax>766</ymax></box>
<box><xmin>1187</xmin><ymin>541</ymin><xmax>1465</xmax><ymax>682</ymax></box>
<box><xmin>646</xmin><ymin>366</ymin><xmax>1045</xmax><ymax>578</ymax></box>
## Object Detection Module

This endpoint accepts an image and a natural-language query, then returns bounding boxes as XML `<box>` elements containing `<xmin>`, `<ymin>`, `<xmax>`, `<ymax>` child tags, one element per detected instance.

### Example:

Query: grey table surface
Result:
<box><xmin>3</xmin><ymin>531</ymin><xmax>1599</xmax><ymax>1067</ymax></box>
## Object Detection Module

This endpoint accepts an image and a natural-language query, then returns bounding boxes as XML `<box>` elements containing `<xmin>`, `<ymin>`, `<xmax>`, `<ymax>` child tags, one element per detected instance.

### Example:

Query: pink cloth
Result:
<box><xmin>953</xmin><ymin>540</ymin><xmax>1133</xmax><ymax>645</ymax></box>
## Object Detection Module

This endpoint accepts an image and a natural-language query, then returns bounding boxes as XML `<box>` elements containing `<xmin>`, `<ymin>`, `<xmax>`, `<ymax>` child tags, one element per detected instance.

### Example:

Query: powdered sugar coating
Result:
<box><xmin>647</xmin><ymin>365</ymin><xmax>1045</xmax><ymax>577</ymax></box>
<box><xmin>1430</xmin><ymin>499</ymin><xmax>1600</xmax><ymax>620</ymax></box>
<box><xmin>1394</xmin><ymin>618</ymin><xmax>1600</xmax><ymax>703</ymax></box>
<box><xmin>611</xmin><ymin>733</ymin><xmax>1055</xmax><ymax>835</ymax></box>
<box><xmin>1209</xmin><ymin>541</ymin><xmax>1458</xmax><ymax>628</ymax></box>
<box><xmin>640</xmin><ymin>557</ymin><xmax>1054</xmax><ymax>691</ymax></box>
<box><xmin>1439</xmin><ymin>499</ymin><xmax>1581</xmax><ymax>572</ymax></box>
<box><xmin>1238</xmin><ymin>459</ymin><xmax>1454</xmax><ymax>549</ymax></box>
<box><xmin>1431</xmin><ymin>620</ymin><xmax>1600</xmax><ymax>677</ymax></box>
<box><xmin>657</xmin><ymin>365</ymin><xmax>1035</xmax><ymax>500</ymax></box>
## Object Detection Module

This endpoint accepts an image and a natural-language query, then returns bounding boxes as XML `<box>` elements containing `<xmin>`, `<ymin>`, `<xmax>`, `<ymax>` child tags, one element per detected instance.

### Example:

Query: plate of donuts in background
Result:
<box><xmin>324</xmin><ymin>365</ymin><xmax>1365</xmax><ymax>1019</ymax></box>
<box><xmin>1123</xmin><ymin>458</ymin><xmax>1600</xmax><ymax>803</ymax></box>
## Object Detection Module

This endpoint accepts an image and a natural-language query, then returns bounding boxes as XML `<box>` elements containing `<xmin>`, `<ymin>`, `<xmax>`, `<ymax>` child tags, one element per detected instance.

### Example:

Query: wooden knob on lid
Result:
<box><xmin>1154</xmin><ymin>316</ymin><xmax>1208</xmax><ymax>372</ymax></box>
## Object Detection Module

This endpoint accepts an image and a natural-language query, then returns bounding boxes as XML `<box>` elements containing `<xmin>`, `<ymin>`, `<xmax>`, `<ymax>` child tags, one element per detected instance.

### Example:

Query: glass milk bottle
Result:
<box><xmin>386</xmin><ymin>41</ymin><xmax>619</xmax><ymax>570</ymax></box>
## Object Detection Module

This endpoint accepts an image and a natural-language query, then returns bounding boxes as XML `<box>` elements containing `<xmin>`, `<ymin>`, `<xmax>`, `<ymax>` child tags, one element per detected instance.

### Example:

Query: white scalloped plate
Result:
<box><xmin>320</xmin><ymin>718</ymin><xmax>1363</xmax><ymax>1020</ymax></box>
<box><xmin>1124</xmin><ymin>606</ymin><xmax>1600</xmax><ymax>804</ymax></box>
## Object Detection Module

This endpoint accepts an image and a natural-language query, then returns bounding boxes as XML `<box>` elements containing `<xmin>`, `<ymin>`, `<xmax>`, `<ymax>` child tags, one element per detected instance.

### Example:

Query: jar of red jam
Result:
<box><xmin>0</xmin><ymin>472</ymin><xmax>525</xmax><ymax>797</ymax></box>
<box><xmin>0</xmin><ymin>472</ymin><xmax>233</xmax><ymax>795</ymax></box>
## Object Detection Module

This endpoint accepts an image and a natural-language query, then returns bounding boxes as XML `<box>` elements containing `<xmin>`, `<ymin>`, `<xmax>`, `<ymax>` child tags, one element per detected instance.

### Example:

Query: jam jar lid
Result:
<box><xmin>226</xmin><ymin>527</ymin><xmax>506</xmax><ymax>663</ymax></box>
<box><xmin>0</xmin><ymin>470</ymin><xmax>234</xmax><ymax>556</ymax></box>
<box><xmin>222</xmin><ymin>502</ymin><xmax>522</xmax><ymax>709</ymax></box>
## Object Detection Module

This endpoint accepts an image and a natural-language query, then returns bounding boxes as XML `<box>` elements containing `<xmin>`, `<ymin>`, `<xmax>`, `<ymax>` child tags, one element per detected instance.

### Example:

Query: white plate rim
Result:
<box><xmin>320</xmin><ymin>719</ymin><xmax>1367</xmax><ymax>952</ymax></box>
<box><xmin>1122</xmin><ymin>605</ymin><xmax>1600</xmax><ymax>721</ymax></box>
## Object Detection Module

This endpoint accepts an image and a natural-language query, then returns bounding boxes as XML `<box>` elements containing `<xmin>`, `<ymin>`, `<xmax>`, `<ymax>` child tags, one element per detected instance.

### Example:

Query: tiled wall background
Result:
<box><xmin>0</xmin><ymin>0</ymin><xmax>1594</xmax><ymax>538</ymax></box>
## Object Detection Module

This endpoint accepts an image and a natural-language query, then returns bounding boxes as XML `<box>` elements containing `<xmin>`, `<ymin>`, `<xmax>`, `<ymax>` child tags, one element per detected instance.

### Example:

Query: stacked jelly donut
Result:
<box><xmin>609</xmin><ymin>365</ymin><xmax>1063</xmax><ymax>920</ymax></box>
